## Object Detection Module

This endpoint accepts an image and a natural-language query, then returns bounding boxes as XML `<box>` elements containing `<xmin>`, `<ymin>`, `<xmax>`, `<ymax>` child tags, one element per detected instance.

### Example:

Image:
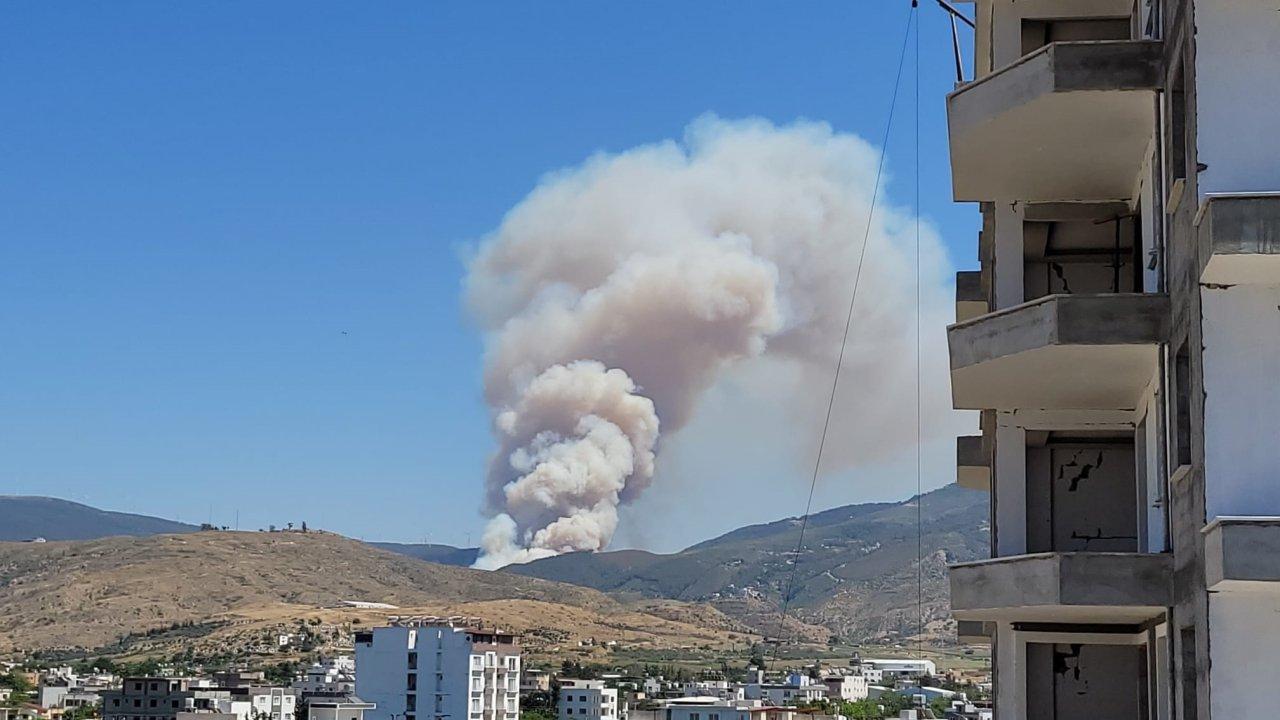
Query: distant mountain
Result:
<box><xmin>370</xmin><ymin>542</ymin><xmax>479</xmax><ymax>568</ymax></box>
<box><xmin>496</xmin><ymin>484</ymin><xmax>990</xmax><ymax>644</ymax></box>
<box><xmin>0</xmin><ymin>496</ymin><xmax>197</xmax><ymax>542</ymax></box>
<box><xmin>0</xmin><ymin>530</ymin><xmax>750</xmax><ymax>658</ymax></box>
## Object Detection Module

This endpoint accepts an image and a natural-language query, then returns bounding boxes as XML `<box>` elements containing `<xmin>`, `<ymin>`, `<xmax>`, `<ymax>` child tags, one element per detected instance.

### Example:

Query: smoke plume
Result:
<box><xmin>468</xmin><ymin>116</ymin><xmax>957</xmax><ymax>569</ymax></box>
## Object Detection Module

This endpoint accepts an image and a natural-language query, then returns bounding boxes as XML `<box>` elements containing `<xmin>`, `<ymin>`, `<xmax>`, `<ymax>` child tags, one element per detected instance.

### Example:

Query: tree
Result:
<box><xmin>1</xmin><ymin>671</ymin><xmax>35</xmax><ymax>693</ymax></box>
<box><xmin>65</xmin><ymin>704</ymin><xmax>101</xmax><ymax>720</ymax></box>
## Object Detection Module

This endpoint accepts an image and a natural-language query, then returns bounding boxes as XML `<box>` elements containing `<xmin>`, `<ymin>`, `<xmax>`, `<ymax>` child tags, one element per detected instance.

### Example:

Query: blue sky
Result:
<box><xmin>0</xmin><ymin>2</ymin><xmax>976</xmax><ymax>549</ymax></box>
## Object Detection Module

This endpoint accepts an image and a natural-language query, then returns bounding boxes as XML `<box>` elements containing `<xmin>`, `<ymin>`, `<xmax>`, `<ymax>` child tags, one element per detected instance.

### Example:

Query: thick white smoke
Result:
<box><xmin>468</xmin><ymin>115</ymin><xmax>958</xmax><ymax>568</ymax></box>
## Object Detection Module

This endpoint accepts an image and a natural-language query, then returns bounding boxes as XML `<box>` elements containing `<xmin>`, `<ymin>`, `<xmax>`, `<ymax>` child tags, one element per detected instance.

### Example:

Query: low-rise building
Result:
<box><xmin>742</xmin><ymin>677</ymin><xmax>825</xmax><ymax>707</ymax></box>
<box><xmin>558</xmin><ymin>680</ymin><xmax>618</xmax><ymax>720</ymax></box>
<box><xmin>517</xmin><ymin>670</ymin><xmax>550</xmax><ymax>696</ymax></box>
<box><xmin>859</xmin><ymin>660</ymin><xmax>934</xmax><ymax>684</ymax></box>
<box><xmin>676</xmin><ymin>683</ymin><xmax>740</xmax><ymax>703</ymax></box>
<box><xmin>305</xmin><ymin>698</ymin><xmax>374</xmax><ymax>720</ymax></box>
<box><xmin>294</xmin><ymin>659</ymin><xmax>356</xmax><ymax>698</ymax></box>
<box><xmin>101</xmin><ymin>679</ymin><xmax>233</xmax><ymax>720</ymax></box>
<box><xmin>820</xmin><ymin>675</ymin><xmax>867</xmax><ymax>702</ymax></box>
<box><xmin>231</xmin><ymin>687</ymin><xmax>296</xmax><ymax>720</ymax></box>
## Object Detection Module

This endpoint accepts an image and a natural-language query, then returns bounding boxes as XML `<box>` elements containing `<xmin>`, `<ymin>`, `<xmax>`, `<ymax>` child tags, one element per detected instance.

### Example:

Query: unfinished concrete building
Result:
<box><xmin>945</xmin><ymin>0</ymin><xmax>1280</xmax><ymax>717</ymax></box>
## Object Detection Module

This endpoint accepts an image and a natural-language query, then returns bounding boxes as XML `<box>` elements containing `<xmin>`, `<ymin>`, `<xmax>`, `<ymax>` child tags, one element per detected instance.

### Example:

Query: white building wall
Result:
<box><xmin>1208</xmin><ymin>592</ymin><xmax>1280</xmax><ymax>717</ymax></box>
<box><xmin>356</xmin><ymin>627</ymin><xmax>413</xmax><ymax>720</ymax></box>
<box><xmin>1193</xmin><ymin>0</ymin><xmax>1280</xmax><ymax>198</ymax></box>
<box><xmin>356</xmin><ymin>626</ymin><xmax>519</xmax><ymax>720</ymax></box>
<box><xmin>1200</xmin><ymin>285</ymin><xmax>1280</xmax><ymax>518</ymax></box>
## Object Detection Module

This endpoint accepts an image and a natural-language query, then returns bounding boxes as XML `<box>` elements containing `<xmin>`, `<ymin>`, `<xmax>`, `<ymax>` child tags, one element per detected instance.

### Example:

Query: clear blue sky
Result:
<box><xmin>0</xmin><ymin>2</ymin><xmax>976</xmax><ymax>548</ymax></box>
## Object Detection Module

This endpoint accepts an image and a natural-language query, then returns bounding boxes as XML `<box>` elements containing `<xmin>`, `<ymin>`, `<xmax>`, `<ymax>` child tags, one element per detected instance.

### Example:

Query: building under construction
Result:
<box><xmin>944</xmin><ymin>0</ymin><xmax>1280</xmax><ymax>717</ymax></box>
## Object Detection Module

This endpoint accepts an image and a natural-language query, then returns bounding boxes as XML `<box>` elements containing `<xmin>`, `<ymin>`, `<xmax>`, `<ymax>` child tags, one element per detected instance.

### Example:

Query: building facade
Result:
<box><xmin>354</xmin><ymin>620</ymin><xmax>520</xmax><ymax>720</ymax></box>
<box><xmin>558</xmin><ymin>680</ymin><xmax>619</xmax><ymax>720</ymax></box>
<box><xmin>100</xmin><ymin>679</ymin><xmax>233</xmax><ymax>720</ymax></box>
<box><xmin>945</xmin><ymin>0</ymin><xmax>1280</xmax><ymax>717</ymax></box>
<box><xmin>819</xmin><ymin>675</ymin><xmax>868</xmax><ymax>703</ymax></box>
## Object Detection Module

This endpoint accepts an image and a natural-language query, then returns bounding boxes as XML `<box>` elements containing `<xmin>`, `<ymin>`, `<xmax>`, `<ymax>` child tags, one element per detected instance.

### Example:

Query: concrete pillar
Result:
<box><xmin>993</xmin><ymin>200</ymin><xmax>1025</xmax><ymax>310</ymax></box>
<box><xmin>994</xmin><ymin>413</ymin><xmax>1027</xmax><ymax>557</ymax></box>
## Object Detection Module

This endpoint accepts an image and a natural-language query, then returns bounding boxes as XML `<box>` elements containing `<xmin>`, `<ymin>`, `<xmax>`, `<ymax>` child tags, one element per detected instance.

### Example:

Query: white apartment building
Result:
<box><xmin>677</xmin><ymin>682</ymin><xmax>741</xmax><ymax>702</ymax></box>
<box><xmin>658</xmin><ymin>700</ymin><xmax>749</xmax><ymax>720</ymax></box>
<box><xmin>294</xmin><ymin>658</ymin><xmax>357</xmax><ymax>697</ymax></box>
<box><xmin>819</xmin><ymin>675</ymin><xmax>868</xmax><ymax>703</ymax></box>
<box><xmin>354</xmin><ymin>620</ymin><xmax>520</xmax><ymax>720</ymax></box>
<box><xmin>742</xmin><ymin>676</ymin><xmax>825</xmax><ymax>707</ymax></box>
<box><xmin>306</xmin><ymin>698</ymin><xmax>375</xmax><ymax>720</ymax></box>
<box><xmin>558</xmin><ymin>680</ymin><xmax>619</xmax><ymax>720</ymax></box>
<box><xmin>858</xmin><ymin>660</ymin><xmax>934</xmax><ymax>683</ymax></box>
<box><xmin>943</xmin><ymin>0</ymin><xmax>1280</xmax><ymax>717</ymax></box>
<box><xmin>236</xmin><ymin>687</ymin><xmax>296</xmax><ymax>720</ymax></box>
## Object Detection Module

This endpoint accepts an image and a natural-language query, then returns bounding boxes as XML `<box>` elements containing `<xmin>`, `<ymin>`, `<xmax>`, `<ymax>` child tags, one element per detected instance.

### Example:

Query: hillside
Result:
<box><xmin>0</xmin><ymin>496</ymin><xmax>197</xmax><ymax>542</ymax></box>
<box><xmin>500</xmin><ymin>484</ymin><xmax>990</xmax><ymax>644</ymax></box>
<box><xmin>0</xmin><ymin>530</ymin><xmax>755</xmax><ymax>660</ymax></box>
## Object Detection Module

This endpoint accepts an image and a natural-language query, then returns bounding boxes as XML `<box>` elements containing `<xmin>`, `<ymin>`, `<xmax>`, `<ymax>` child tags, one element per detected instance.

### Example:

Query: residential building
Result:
<box><xmin>517</xmin><ymin>670</ymin><xmax>550</xmax><ymax>696</ymax></box>
<box><xmin>857</xmin><ymin>660</ymin><xmax>934</xmax><ymax>684</ymax></box>
<box><xmin>944</xmin><ymin>0</ymin><xmax>1280</xmax><ymax>717</ymax></box>
<box><xmin>354</xmin><ymin>619</ymin><xmax>520</xmax><ymax>720</ymax></box>
<box><xmin>558</xmin><ymin>680</ymin><xmax>618</xmax><ymax>720</ymax></box>
<box><xmin>294</xmin><ymin>658</ymin><xmax>356</xmax><ymax>698</ymax></box>
<box><xmin>231</xmin><ymin>687</ymin><xmax>296</xmax><ymax>720</ymax></box>
<box><xmin>100</xmin><ymin>679</ymin><xmax>233</xmax><ymax>720</ymax></box>
<box><xmin>742</xmin><ymin>677</ymin><xmax>825</xmax><ymax>707</ymax></box>
<box><xmin>305</xmin><ymin>698</ymin><xmax>374</xmax><ymax>720</ymax></box>
<box><xmin>212</xmin><ymin>674</ymin><xmax>266</xmax><ymax>691</ymax></box>
<box><xmin>658</xmin><ymin>700</ymin><xmax>749</xmax><ymax>720</ymax></box>
<box><xmin>677</xmin><ymin>683</ymin><xmax>741</xmax><ymax>703</ymax></box>
<box><xmin>819</xmin><ymin>675</ymin><xmax>868</xmax><ymax>703</ymax></box>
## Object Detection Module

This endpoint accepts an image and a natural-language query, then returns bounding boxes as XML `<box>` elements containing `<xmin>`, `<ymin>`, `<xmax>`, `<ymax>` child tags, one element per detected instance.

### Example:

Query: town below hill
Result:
<box><xmin>0</xmin><ymin>617</ymin><xmax>991</xmax><ymax>720</ymax></box>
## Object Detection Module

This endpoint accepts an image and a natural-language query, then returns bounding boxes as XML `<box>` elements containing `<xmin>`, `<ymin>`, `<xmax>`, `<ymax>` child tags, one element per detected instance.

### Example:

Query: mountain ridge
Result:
<box><xmin>0</xmin><ymin>496</ymin><xmax>198</xmax><ymax>542</ymax></box>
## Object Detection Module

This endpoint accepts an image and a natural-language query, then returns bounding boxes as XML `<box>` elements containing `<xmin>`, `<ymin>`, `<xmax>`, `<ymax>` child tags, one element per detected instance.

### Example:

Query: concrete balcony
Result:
<box><xmin>955</xmin><ymin>270</ymin><xmax>987</xmax><ymax>322</ymax></box>
<box><xmin>956</xmin><ymin>435</ymin><xmax>990</xmax><ymax>491</ymax></box>
<box><xmin>949</xmin><ymin>552</ymin><xmax>1171</xmax><ymax>623</ymax></box>
<box><xmin>1203</xmin><ymin>517</ymin><xmax>1280</xmax><ymax>592</ymax></box>
<box><xmin>1197</xmin><ymin>193</ymin><xmax>1280</xmax><ymax>285</ymax></box>
<box><xmin>948</xmin><ymin>40</ymin><xmax>1162</xmax><ymax>203</ymax></box>
<box><xmin>948</xmin><ymin>293</ymin><xmax>1168</xmax><ymax>411</ymax></box>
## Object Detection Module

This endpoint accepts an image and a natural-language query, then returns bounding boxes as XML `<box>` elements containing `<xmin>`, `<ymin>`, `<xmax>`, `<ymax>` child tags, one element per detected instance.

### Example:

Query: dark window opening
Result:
<box><xmin>1021</xmin><ymin>17</ymin><xmax>1131</xmax><ymax>56</ymax></box>
<box><xmin>1174</xmin><ymin>343</ymin><xmax>1192</xmax><ymax>469</ymax></box>
<box><xmin>1180</xmin><ymin>626</ymin><xmax>1198</xmax><ymax>720</ymax></box>
<box><xmin>1169</xmin><ymin>64</ymin><xmax>1188</xmax><ymax>186</ymax></box>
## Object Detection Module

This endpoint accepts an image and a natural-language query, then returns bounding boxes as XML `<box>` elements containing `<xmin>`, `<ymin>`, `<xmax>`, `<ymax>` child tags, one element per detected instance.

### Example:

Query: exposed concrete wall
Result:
<box><xmin>987</xmin><ymin>0</ymin><xmax>1136</xmax><ymax>70</ymax></box>
<box><xmin>994</xmin><ymin>623</ymin><xmax>1023</xmax><ymax>720</ymax></box>
<box><xmin>1208</xmin><ymin>592</ymin><xmax>1280</xmax><ymax>717</ymax></box>
<box><xmin>1026</xmin><ymin>444</ymin><xmax>1137</xmax><ymax>553</ymax></box>
<box><xmin>993</xmin><ymin>201</ymin><xmax>1025</xmax><ymax>309</ymax></box>
<box><xmin>1193</xmin><ymin>0</ymin><xmax>1280</xmax><ymax>198</ymax></box>
<box><xmin>1139</xmin><ymin>381</ymin><xmax>1167</xmax><ymax>552</ymax></box>
<box><xmin>1026</xmin><ymin>640</ymin><xmax>1146</xmax><ymax>720</ymax></box>
<box><xmin>994</xmin><ymin>416</ymin><xmax>1027</xmax><ymax>556</ymax></box>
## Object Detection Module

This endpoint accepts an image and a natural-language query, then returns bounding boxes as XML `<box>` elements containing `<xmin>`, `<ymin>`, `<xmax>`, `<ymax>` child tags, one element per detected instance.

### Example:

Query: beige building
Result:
<box><xmin>945</xmin><ymin>0</ymin><xmax>1280</xmax><ymax>718</ymax></box>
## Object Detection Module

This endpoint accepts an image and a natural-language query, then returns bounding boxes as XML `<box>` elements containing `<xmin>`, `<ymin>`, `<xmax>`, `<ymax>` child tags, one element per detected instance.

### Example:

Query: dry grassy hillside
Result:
<box><xmin>0</xmin><ymin>530</ymin><xmax>756</xmax><ymax>659</ymax></box>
